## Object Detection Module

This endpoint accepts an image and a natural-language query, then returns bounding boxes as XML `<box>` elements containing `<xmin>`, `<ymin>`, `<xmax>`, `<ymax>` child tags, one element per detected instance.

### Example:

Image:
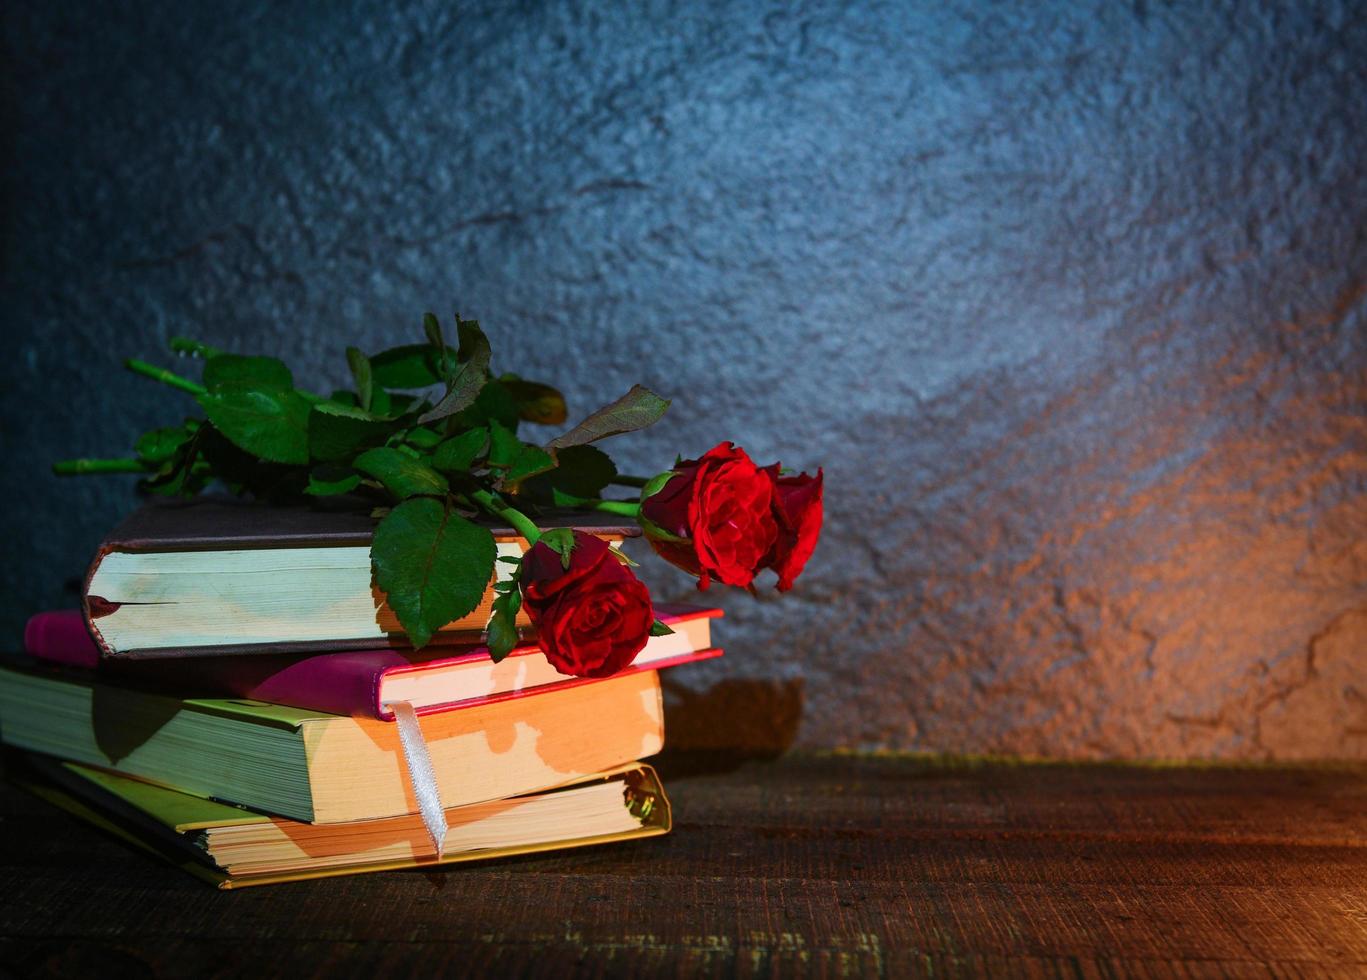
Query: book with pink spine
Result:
<box><xmin>23</xmin><ymin>604</ymin><xmax>722</xmax><ymax>721</ymax></box>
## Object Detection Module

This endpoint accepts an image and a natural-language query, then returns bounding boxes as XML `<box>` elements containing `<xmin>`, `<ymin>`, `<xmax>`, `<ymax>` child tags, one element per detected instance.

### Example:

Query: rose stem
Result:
<box><xmin>169</xmin><ymin>337</ymin><xmax>224</xmax><ymax>359</ymax></box>
<box><xmin>608</xmin><ymin>475</ymin><xmax>650</xmax><ymax>489</ymax></box>
<box><xmin>124</xmin><ymin>359</ymin><xmax>208</xmax><ymax>396</ymax></box>
<box><xmin>554</xmin><ymin>492</ymin><xmax>641</xmax><ymax>519</ymax></box>
<box><xmin>469</xmin><ymin>489</ymin><xmax>542</xmax><ymax>545</ymax></box>
<box><xmin>52</xmin><ymin>458</ymin><xmax>150</xmax><ymax>475</ymax></box>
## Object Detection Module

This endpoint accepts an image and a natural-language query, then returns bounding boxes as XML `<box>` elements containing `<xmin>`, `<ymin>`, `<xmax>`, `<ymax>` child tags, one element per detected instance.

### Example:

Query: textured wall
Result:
<box><xmin>3</xmin><ymin>1</ymin><xmax>1365</xmax><ymax>759</ymax></box>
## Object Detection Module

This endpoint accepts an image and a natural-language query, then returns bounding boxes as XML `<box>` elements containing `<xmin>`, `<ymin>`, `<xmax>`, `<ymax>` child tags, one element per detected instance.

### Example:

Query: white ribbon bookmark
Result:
<box><xmin>384</xmin><ymin>699</ymin><xmax>448</xmax><ymax>860</ymax></box>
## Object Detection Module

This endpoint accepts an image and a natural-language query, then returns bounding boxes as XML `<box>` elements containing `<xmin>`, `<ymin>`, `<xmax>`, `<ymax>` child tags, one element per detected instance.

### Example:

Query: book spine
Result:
<box><xmin>82</xmin><ymin>546</ymin><xmax>119</xmax><ymax>659</ymax></box>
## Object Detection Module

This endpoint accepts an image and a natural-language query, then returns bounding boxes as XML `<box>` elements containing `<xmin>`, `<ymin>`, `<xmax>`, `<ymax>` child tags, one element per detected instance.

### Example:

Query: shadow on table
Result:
<box><xmin>652</xmin><ymin>676</ymin><xmax>805</xmax><ymax>780</ymax></box>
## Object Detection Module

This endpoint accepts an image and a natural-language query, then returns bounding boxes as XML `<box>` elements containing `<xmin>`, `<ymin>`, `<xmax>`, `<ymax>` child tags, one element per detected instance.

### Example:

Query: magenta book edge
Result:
<box><xmin>22</xmin><ymin>606</ymin><xmax>723</xmax><ymax>721</ymax></box>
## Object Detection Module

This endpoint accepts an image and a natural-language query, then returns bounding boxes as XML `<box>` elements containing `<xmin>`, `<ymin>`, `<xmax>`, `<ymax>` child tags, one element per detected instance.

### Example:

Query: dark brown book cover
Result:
<box><xmin>94</xmin><ymin>494</ymin><xmax>638</xmax><ymax>552</ymax></box>
<box><xmin>84</xmin><ymin>495</ymin><xmax>640</xmax><ymax>660</ymax></box>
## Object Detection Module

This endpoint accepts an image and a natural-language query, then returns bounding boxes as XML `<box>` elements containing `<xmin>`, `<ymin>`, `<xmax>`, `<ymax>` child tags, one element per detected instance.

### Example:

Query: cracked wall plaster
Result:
<box><xmin>3</xmin><ymin>0</ymin><xmax>1364</xmax><ymax>759</ymax></box>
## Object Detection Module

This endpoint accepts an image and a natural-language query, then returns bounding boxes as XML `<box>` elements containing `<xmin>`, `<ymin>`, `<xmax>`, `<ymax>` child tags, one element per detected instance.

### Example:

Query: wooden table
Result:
<box><xmin>2</xmin><ymin>752</ymin><xmax>1365</xmax><ymax>977</ymax></box>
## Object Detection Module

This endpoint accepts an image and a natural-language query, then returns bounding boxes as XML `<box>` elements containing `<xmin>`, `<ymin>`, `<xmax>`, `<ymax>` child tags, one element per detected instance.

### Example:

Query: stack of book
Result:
<box><xmin>0</xmin><ymin>497</ymin><xmax>722</xmax><ymax>888</ymax></box>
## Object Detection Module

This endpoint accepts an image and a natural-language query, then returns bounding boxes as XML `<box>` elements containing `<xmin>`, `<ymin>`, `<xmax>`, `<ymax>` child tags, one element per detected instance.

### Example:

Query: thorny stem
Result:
<box><xmin>469</xmin><ymin>489</ymin><xmax>542</xmax><ymax>545</ymax></box>
<box><xmin>52</xmin><ymin>458</ymin><xmax>150</xmax><ymax>475</ymax></box>
<box><xmin>125</xmin><ymin>359</ymin><xmax>207</xmax><ymax>396</ymax></box>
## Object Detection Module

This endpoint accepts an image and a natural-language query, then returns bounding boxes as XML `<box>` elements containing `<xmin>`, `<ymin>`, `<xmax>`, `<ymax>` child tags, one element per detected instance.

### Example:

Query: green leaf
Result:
<box><xmin>537</xmin><ymin>527</ymin><xmax>577</xmax><ymax>570</ymax></box>
<box><xmin>369</xmin><ymin>387</ymin><xmax>394</xmax><ymax>418</ymax></box>
<box><xmin>452</xmin><ymin>379</ymin><xmax>520</xmax><ymax>432</ymax></box>
<box><xmin>486</xmin><ymin>419</ymin><xmax>558</xmax><ymax>488</ymax></box>
<box><xmin>516</xmin><ymin>443</ymin><xmax>617</xmax><ymax>503</ymax></box>
<box><xmin>308</xmin><ymin>402</ymin><xmax>397</xmax><ymax>462</ymax></box>
<box><xmin>139</xmin><ymin>434</ymin><xmax>209</xmax><ymax>497</ymax></box>
<box><xmin>486</xmin><ymin>586</ymin><xmax>522</xmax><ymax>663</ymax></box>
<box><xmin>422</xmin><ymin>312</ymin><xmax>445</xmax><ymax>351</ymax></box>
<box><xmin>305</xmin><ymin>464</ymin><xmax>362</xmax><ymax>497</ymax></box>
<box><xmin>416</xmin><ymin>321</ymin><xmax>492</xmax><ymax>425</ymax></box>
<box><xmin>370</xmin><ymin>345</ymin><xmax>460</xmax><ymax>388</ymax></box>
<box><xmin>371</xmin><ymin>498</ymin><xmax>498</xmax><ymax>649</ymax></box>
<box><xmin>334</xmin><ymin>388</ymin><xmax>399</xmax><ymax>417</ymax></box>
<box><xmin>432</xmin><ymin>428</ymin><xmax>489</xmax><ymax>473</ymax></box>
<box><xmin>549</xmin><ymin>445</ymin><xmax>617</xmax><ymax>497</ymax></box>
<box><xmin>346</xmin><ymin>347</ymin><xmax>373</xmax><ymax>412</ymax></box>
<box><xmin>353</xmin><ymin>447</ymin><xmax>449</xmax><ymax>499</ymax></box>
<box><xmin>402</xmin><ymin>426</ymin><xmax>444</xmax><ymax>450</ymax></box>
<box><xmin>197</xmin><ymin>383</ymin><xmax>312</xmax><ymax>465</ymax></box>
<box><xmin>546</xmin><ymin>384</ymin><xmax>669</xmax><ymax>450</ymax></box>
<box><xmin>503</xmin><ymin>376</ymin><xmax>568</xmax><ymax>426</ymax></box>
<box><xmin>486</xmin><ymin>419</ymin><xmax>522</xmax><ymax>469</ymax></box>
<box><xmin>503</xmin><ymin>444</ymin><xmax>556</xmax><ymax>487</ymax></box>
<box><xmin>640</xmin><ymin>470</ymin><xmax>677</xmax><ymax>501</ymax></box>
<box><xmin>639</xmin><ymin>514</ymin><xmax>689</xmax><ymax>544</ymax></box>
<box><xmin>135</xmin><ymin>425</ymin><xmax>193</xmax><ymax>465</ymax></box>
<box><xmin>649</xmin><ymin>619</ymin><xmax>675</xmax><ymax>637</ymax></box>
<box><xmin>203</xmin><ymin>355</ymin><xmax>293</xmax><ymax>391</ymax></box>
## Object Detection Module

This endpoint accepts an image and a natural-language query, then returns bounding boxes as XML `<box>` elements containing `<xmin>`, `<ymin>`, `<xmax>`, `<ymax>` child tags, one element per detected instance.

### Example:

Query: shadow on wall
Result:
<box><xmin>654</xmin><ymin>676</ymin><xmax>805</xmax><ymax>779</ymax></box>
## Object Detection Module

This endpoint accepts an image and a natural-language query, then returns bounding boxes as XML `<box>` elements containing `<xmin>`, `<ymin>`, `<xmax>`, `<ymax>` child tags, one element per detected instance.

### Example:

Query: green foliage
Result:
<box><xmin>451</xmin><ymin>379</ymin><xmax>520</xmax><ymax>432</ymax></box>
<box><xmin>432</xmin><ymin>428</ymin><xmax>489</xmax><ymax>473</ymax></box>
<box><xmin>202</xmin><ymin>354</ymin><xmax>293</xmax><ymax>391</ymax></box>
<box><xmin>649</xmin><ymin>619</ymin><xmax>676</xmax><ymax>637</ymax></box>
<box><xmin>304</xmin><ymin>464</ymin><xmax>362</xmax><ymax>497</ymax></box>
<box><xmin>486</xmin><ymin>419</ymin><xmax>522</xmax><ymax>469</ymax></box>
<box><xmin>198</xmin><ymin>383</ymin><xmax>312</xmax><ymax>465</ymax></box>
<box><xmin>537</xmin><ymin>527</ymin><xmax>578</xmax><ymax>570</ymax></box>
<box><xmin>502</xmin><ymin>444</ymin><xmax>556</xmax><ymax>488</ymax></box>
<box><xmin>481</xmin><ymin>419</ymin><xmax>555</xmax><ymax>489</ymax></box>
<box><xmin>502</xmin><ymin>376</ymin><xmax>568</xmax><ymax>426</ymax></box>
<box><xmin>56</xmin><ymin>321</ymin><xmax>709</xmax><ymax>653</ymax></box>
<box><xmin>370</xmin><ymin>498</ymin><xmax>498</xmax><ymax>649</ymax></box>
<box><xmin>417</xmin><ymin>317</ymin><xmax>492</xmax><ymax>425</ymax></box>
<box><xmin>521</xmin><ymin>444</ymin><xmax>616</xmax><ymax>500</ymax></box>
<box><xmin>547</xmin><ymin>384</ymin><xmax>669</xmax><ymax>449</ymax></box>
<box><xmin>345</xmin><ymin>347</ymin><xmax>373</xmax><ymax>412</ymax></box>
<box><xmin>307</xmin><ymin>402</ymin><xmax>397</xmax><ymax>462</ymax></box>
<box><xmin>353</xmin><ymin>447</ymin><xmax>448</xmax><ymax>499</ymax></box>
<box><xmin>135</xmin><ymin>424</ymin><xmax>195</xmax><ymax>465</ymax></box>
<box><xmin>640</xmin><ymin>470</ymin><xmax>677</xmax><ymax>501</ymax></box>
<box><xmin>639</xmin><ymin>514</ymin><xmax>689</xmax><ymax>543</ymax></box>
<box><xmin>370</xmin><ymin>344</ymin><xmax>460</xmax><ymax>388</ymax></box>
<box><xmin>422</xmin><ymin>312</ymin><xmax>445</xmax><ymax>351</ymax></box>
<box><xmin>486</xmin><ymin>584</ymin><xmax>522</xmax><ymax>662</ymax></box>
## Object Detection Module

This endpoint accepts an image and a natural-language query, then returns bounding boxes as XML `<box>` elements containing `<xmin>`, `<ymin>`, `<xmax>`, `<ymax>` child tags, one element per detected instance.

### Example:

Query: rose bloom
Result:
<box><xmin>763</xmin><ymin>466</ymin><xmax>823</xmax><ymax>592</ymax></box>
<box><xmin>640</xmin><ymin>442</ymin><xmax>778</xmax><ymax>589</ymax></box>
<box><xmin>520</xmin><ymin>531</ymin><xmax>654</xmax><ymax>678</ymax></box>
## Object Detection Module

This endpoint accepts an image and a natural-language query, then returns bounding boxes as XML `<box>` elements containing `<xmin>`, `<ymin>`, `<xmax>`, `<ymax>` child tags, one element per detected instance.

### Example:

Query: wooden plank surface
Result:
<box><xmin>1</xmin><ymin>752</ymin><xmax>1365</xmax><ymax>977</ymax></box>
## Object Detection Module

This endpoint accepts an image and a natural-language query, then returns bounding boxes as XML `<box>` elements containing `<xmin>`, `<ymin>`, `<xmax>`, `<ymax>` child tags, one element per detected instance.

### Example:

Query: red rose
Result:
<box><xmin>763</xmin><ymin>467</ymin><xmax>823</xmax><ymax>592</ymax></box>
<box><xmin>640</xmin><ymin>442</ymin><xmax>778</xmax><ymax>589</ymax></box>
<box><xmin>520</xmin><ymin>531</ymin><xmax>654</xmax><ymax>678</ymax></box>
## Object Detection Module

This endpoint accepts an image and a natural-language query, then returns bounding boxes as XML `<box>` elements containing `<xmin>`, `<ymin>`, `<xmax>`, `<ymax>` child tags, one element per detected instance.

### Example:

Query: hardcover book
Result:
<box><xmin>26</xmin><ymin>605</ymin><xmax>722</xmax><ymax>719</ymax></box>
<box><xmin>82</xmin><ymin>495</ymin><xmax>639</xmax><ymax>659</ymax></box>
<box><xmin>0</xmin><ymin>663</ymin><xmax>663</xmax><ymax>823</ymax></box>
<box><xmin>15</xmin><ymin>754</ymin><xmax>671</xmax><ymax>889</ymax></box>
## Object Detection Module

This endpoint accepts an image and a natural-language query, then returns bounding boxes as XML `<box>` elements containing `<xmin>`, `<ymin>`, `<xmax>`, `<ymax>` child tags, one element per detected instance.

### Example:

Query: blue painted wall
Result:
<box><xmin>4</xmin><ymin>1</ymin><xmax>1364</xmax><ymax>758</ymax></box>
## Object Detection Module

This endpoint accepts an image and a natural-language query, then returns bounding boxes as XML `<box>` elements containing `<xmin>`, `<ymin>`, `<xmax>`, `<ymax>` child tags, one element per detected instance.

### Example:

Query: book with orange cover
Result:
<box><xmin>14</xmin><ymin>753</ymin><xmax>670</xmax><ymax>889</ymax></box>
<box><xmin>0</xmin><ymin>662</ymin><xmax>664</xmax><ymax>824</ymax></box>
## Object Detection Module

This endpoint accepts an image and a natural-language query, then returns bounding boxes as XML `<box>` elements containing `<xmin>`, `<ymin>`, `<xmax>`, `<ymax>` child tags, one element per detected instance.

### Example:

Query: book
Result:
<box><xmin>26</xmin><ymin>605</ymin><xmax>722</xmax><ymax>720</ymax></box>
<box><xmin>0</xmin><ymin>663</ymin><xmax>663</xmax><ymax>823</ymax></box>
<box><xmin>13</xmin><ymin>754</ymin><xmax>670</xmax><ymax>889</ymax></box>
<box><xmin>82</xmin><ymin>495</ymin><xmax>639</xmax><ymax>659</ymax></box>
